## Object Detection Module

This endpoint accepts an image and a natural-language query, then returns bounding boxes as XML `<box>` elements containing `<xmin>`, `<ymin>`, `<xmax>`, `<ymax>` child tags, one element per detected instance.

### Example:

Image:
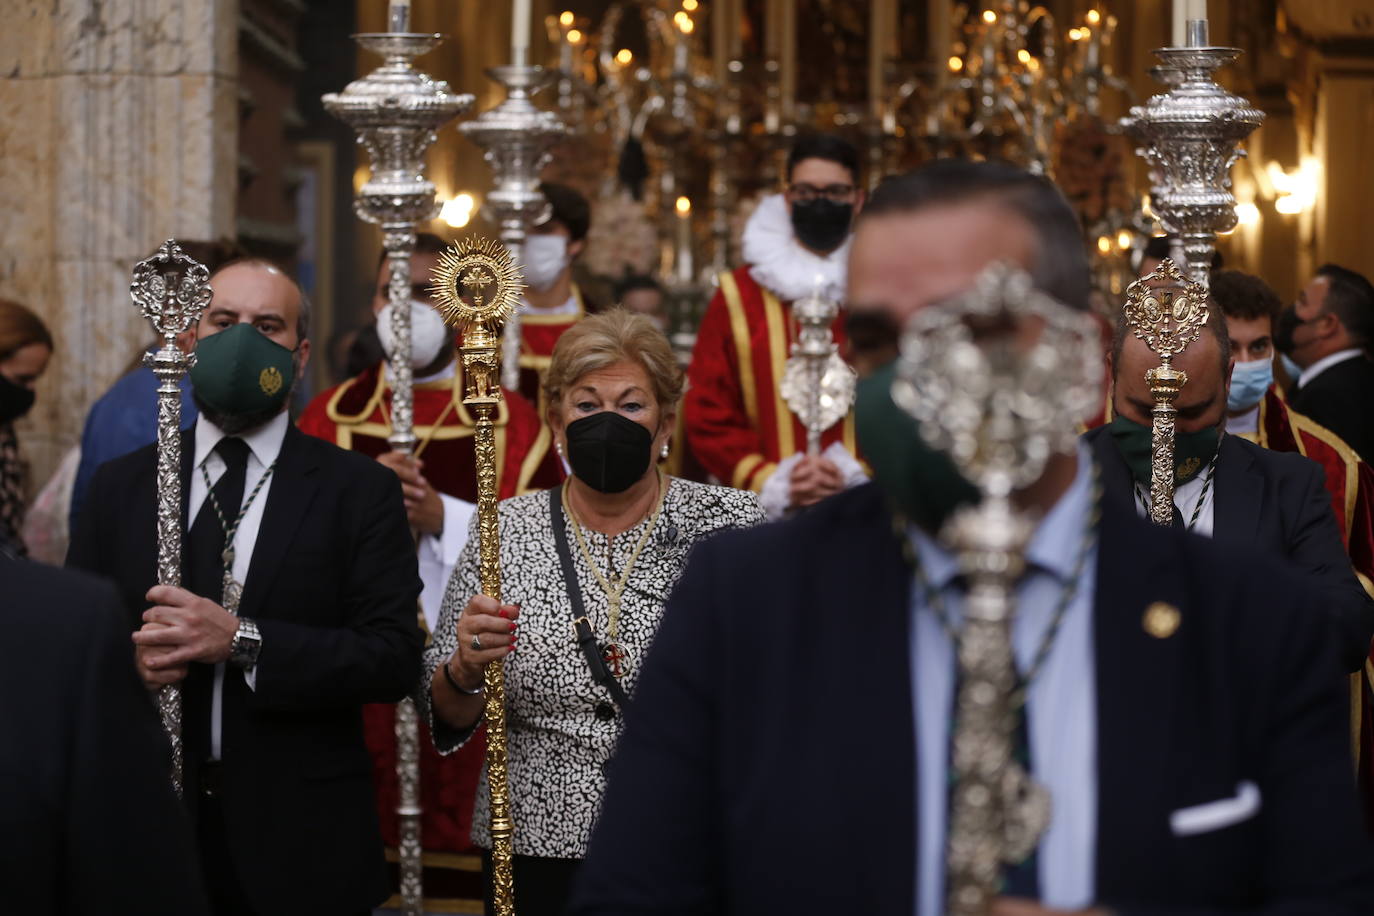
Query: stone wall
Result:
<box><xmin>0</xmin><ymin>0</ymin><xmax>238</xmax><ymax>498</ymax></box>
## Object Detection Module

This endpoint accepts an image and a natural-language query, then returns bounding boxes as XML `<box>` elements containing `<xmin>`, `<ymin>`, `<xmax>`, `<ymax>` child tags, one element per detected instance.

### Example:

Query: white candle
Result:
<box><xmin>1171</xmin><ymin>0</ymin><xmax>1186</xmax><ymax>47</ymax></box>
<box><xmin>512</xmin><ymin>0</ymin><xmax>532</xmax><ymax>67</ymax></box>
<box><xmin>388</xmin><ymin>0</ymin><xmax>410</xmax><ymax>33</ymax></box>
<box><xmin>675</xmin><ymin>197</ymin><xmax>694</xmax><ymax>283</ymax></box>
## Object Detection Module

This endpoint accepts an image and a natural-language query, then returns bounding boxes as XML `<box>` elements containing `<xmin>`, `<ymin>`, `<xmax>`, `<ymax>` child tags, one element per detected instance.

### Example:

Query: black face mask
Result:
<box><xmin>0</xmin><ymin>374</ymin><xmax>35</xmax><ymax>424</ymax></box>
<box><xmin>790</xmin><ymin>199</ymin><xmax>853</xmax><ymax>253</ymax></box>
<box><xmin>1273</xmin><ymin>303</ymin><xmax>1308</xmax><ymax>356</ymax></box>
<box><xmin>566</xmin><ymin>411</ymin><xmax>653</xmax><ymax>494</ymax></box>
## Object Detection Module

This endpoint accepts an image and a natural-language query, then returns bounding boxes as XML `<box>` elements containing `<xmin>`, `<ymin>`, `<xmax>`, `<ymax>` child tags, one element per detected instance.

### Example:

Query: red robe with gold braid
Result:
<box><xmin>684</xmin><ymin>267</ymin><xmax>860</xmax><ymax>492</ymax></box>
<box><xmin>513</xmin><ymin>284</ymin><xmax>587</xmax><ymax>418</ymax></box>
<box><xmin>1244</xmin><ymin>387</ymin><xmax>1374</xmax><ymax>831</ymax></box>
<box><xmin>298</xmin><ymin>360</ymin><xmax>562</xmax><ymax>907</ymax></box>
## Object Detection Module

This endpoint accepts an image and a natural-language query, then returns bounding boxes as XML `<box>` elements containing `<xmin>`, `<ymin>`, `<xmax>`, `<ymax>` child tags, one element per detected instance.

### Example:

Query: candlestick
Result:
<box><xmin>675</xmin><ymin>196</ymin><xmax>694</xmax><ymax>283</ymax></box>
<box><xmin>388</xmin><ymin>0</ymin><xmax>410</xmax><ymax>33</ymax></box>
<box><xmin>512</xmin><ymin>0</ymin><xmax>531</xmax><ymax>67</ymax></box>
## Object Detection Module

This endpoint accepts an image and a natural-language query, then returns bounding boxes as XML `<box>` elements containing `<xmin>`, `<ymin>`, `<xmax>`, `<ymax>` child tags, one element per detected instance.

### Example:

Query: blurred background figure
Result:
<box><xmin>614</xmin><ymin>275</ymin><xmax>667</xmax><ymax>331</ymax></box>
<box><xmin>0</xmin><ymin>298</ymin><xmax>53</xmax><ymax>558</ymax></box>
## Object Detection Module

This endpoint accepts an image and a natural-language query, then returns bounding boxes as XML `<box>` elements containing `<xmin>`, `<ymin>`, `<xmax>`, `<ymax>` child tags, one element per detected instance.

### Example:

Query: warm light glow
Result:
<box><xmin>683</xmin><ymin>0</ymin><xmax>699</xmax><ymax>9</ymax></box>
<box><xmin>674</xmin><ymin>10</ymin><xmax>689</xmax><ymax>26</ymax></box>
<box><xmin>982</xmin><ymin>9</ymin><xmax>998</xmax><ymax>24</ymax></box>
<box><xmin>567</xmin><ymin>28</ymin><xmax>583</xmax><ymax>43</ymax></box>
<box><xmin>679</xmin><ymin>17</ymin><xmax>695</xmax><ymax>33</ymax></box>
<box><xmin>559</xmin><ymin>10</ymin><xmax>574</xmax><ymax>27</ymax></box>
<box><xmin>1274</xmin><ymin>195</ymin><xmax>1303</xmax><ymax>215</ymax></box>
<box><xmin>1116</xmin><ymin>229</ymin><xmax>1132</xmax><ymax>250</ymax></box>
<box><xmin>1235</xmin><ymin>201</ymin><xmax>1261</xmax><ymax>226</ymax></box>
<box><xmin>1267</xmin><ymin>157</ymin><xmax>1320</xmax><ymax>215</ymax></box>
<box><xmin>675</xmin><ymin>196</ymin><xmax>692</xmax><ymax>217</ymax></box>
<box><xmin>1096</xmin><ymin>235</ymin><xmax>1112</xmax><ymax>255</ymax></box>
<box><xmin>948</xmin><ymin>55</ymin><xmax>964</xmax><ymax>72</ymax></box>
<box><xmin>1068</xmin><ymin>27</ymin><xmax>1084</xmax><ymax>41</ymax></box>
<box><xmin>1086</xmin><ymin>8</ymin><xmax>1101</xmax><ymax>24</ymax></box>
<box><xmin>440</xmin><ymin>193</ymin><xmax>476</xmax><ymax>229</ymax></box>
<box><xmin>1027</xmin><ymin>57</ymin><xmax>1041</xmax><ymax>72</ymax></box>
<box><xmin>1016</xmin><ymin>49</ymin><xmax>1031</xmax><ymax>64</ymax></box>
<box><xmin>615</xmin><ymin>48</ymin><xmax>633</xmax><ymax>65</ymax></box>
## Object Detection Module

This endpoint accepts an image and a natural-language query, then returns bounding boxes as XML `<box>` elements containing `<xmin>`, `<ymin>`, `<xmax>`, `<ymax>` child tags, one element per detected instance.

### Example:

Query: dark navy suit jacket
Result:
<box><xmin>570</xmin><ymin>482</ymin><xmax>1374</xmax><ymax>915</ymax></box>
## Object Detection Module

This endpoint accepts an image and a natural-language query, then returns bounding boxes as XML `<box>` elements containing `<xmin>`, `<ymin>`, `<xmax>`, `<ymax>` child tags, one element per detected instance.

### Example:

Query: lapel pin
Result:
<box><xmin>1143</xmin><ymin>601</ymin><xmax>1182</xmax><ymax>639</ymax></box>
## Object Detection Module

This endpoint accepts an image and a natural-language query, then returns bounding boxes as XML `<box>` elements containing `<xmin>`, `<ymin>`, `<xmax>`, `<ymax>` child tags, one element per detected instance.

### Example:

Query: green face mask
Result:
<box><xmin>1107</xmin><ymin>415</ymin><xmax>1219</xmax><ymax>486</ymax></box>
<box><xmin>189</xmin><ymin>322</ymin><xmax>296</xmax><ymax>418</ymax></box>
<box><xmin>854</xmin><ymin>361</ymin><xmax>980</xmax><ymax>532</ymax></box>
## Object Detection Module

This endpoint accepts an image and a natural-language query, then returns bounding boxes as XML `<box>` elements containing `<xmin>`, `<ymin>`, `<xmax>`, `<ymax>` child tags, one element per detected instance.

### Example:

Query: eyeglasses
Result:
<box><xmin>787</xmin><ymin>183</ymin><xmax>857</xmax><ymax>203</ymax></box>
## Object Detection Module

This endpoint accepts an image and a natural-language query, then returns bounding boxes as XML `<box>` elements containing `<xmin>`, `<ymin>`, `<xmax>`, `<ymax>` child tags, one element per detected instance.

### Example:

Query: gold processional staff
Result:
<box><xmin>431</xmin><ymin>237</ymin><xmax>523</xmax><ymax>916</ymax></box>
<box><xmin>1122</xmin><ymin>257</ymin><xmax>1210</xmax><ymax>527</ymax></box>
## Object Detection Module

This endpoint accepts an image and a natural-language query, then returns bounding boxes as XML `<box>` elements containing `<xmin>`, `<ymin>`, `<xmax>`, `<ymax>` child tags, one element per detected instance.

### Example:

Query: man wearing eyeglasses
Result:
<box><xmin>684</xmin><ymin>134</ymin><xmax>868</xmax><ymax>519</ymax></box>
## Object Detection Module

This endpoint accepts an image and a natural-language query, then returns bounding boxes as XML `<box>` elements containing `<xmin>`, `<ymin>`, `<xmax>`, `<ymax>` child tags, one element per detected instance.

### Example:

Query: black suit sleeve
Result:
<box><xmin>570</xmin><ymin>539</ymin><xmax>725</xmax><ymax>915</ymax></box>
<box><xmin>1286</xmin><ymin>458</ymin><xmax>1374</xmax><ymax>671</ymax></box>
<box><xmin>250</xmin><ymin>467</ymin><xmax>424</xmax><ymax>709</ymax></box>
<box><xmin>1111</xmin><ymin>582</ymin><xmax>1374</xmax><ymax>915</ymax></box>
<box><xmin>62</xmin><ymin>575</ymin><xmax>210</xmax><ymax>914</ymax></box>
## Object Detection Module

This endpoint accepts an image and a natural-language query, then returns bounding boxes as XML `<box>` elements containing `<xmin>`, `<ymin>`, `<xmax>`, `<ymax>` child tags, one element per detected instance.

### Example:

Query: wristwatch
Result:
<box><xmin>229</xmin><ymin>617</ymin><xmax>263</xmax><ymax>669</ymax></box>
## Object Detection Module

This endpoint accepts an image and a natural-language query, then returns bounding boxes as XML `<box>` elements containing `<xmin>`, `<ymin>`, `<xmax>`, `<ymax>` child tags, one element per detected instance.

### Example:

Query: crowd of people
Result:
<box><xmin>4</xmin><ymin>134</ymin><xmax>1374</xmax><ymax>915</ymax></box>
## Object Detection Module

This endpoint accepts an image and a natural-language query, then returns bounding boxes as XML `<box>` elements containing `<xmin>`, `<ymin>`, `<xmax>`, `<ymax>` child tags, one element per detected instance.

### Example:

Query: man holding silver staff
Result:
<box><xmin>1084</xmin><ymin>293</ymin><xmax>1374</xmax><ymax>672</ymax></box>
<box><xmin>69</xmin><ymin>258</ymin><xmax>424</xmax><ymax>916</ymax></box>
<box><xmin>570</xmin><ymin>160</ymin><xmax>1374</xmax><ymax>914</ymax></box>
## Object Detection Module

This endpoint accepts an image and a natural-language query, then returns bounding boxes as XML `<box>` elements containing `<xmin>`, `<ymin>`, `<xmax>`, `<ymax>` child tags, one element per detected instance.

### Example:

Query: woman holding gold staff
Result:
<box><xmin>418</xmin><ymin>309</ymin><xmax>764</xmax><ymax>915</ymax></box>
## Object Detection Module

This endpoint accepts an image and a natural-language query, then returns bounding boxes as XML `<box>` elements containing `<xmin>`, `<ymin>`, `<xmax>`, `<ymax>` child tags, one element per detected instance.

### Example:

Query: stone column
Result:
<box><xmin>0</xmin><ymin>0</ymin><xmax>238</xmax><ymax>499</ymax></box>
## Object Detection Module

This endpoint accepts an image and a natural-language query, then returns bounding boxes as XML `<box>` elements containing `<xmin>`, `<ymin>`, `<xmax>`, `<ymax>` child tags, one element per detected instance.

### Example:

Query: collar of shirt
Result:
<box><xmin>1298</xmin><ymin>347</ymin><xmax>1364</xmax><ymax>389</ymax></box>
<box><xmin>1226</xmin><ymin>404</ymin><xmax>1259</xmax><ymax>435</ymax></box>
<box><xmin>908</xmin><ymin>443</ymin><xmax>1095</xmax><ymax>591</ymax></box>
<box><xmin>193</xmin><ymin>409</ymin><xmax>290</xmax><ymax>472</ymax></box>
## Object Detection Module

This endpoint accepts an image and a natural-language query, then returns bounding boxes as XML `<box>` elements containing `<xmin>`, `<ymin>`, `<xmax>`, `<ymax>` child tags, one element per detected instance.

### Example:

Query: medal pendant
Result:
<box><xmin>222</xmin><ymin>572</ymin><xmax>243</xmax><ymax>616</ymax></box>
<box><xmin>600</xmin><ymin>642</ymin><xmax>633</xmax><ymax>679</ymax></box>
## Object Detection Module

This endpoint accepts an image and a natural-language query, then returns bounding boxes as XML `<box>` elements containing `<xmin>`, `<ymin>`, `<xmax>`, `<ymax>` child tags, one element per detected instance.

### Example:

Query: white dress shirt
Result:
<box><xmin>1297</xmin><ymin>347</ymin><xmax>1365</xmax><ymax>390</ymax></box>
<box><xmin>1226</xmin><ymin>405</ymin><xmax>1259</xmax><ymax>436</ymax></box>
<box><xmin>187</xmin><ymin>410</ymin><xmax>288</xmax><ymax>760</ymax></box>
<box><xmin>1132</xmin><ymin>462</ymin><xmax>1216</xmax><ymax>537</ymax></box>
<box><xmin>910</xmin><ymin>447</ymin><xmax>1098</xmax><ymax>915</ymax></box>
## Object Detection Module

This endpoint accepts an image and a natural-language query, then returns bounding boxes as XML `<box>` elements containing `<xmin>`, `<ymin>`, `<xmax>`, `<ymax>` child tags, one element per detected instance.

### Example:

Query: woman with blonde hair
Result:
<box><xmin>0</xmin><ymin>299</ymin><xmax>53</xmax><ymax>556</ymax></box>
<box><xmin>419</xmin><ymin>308</ymin><xmax>763</xmax><ymax>915</ymax></box>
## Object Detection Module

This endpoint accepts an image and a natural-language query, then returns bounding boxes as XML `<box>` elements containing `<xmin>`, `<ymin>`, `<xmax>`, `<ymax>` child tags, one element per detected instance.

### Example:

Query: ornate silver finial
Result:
<box><xmin>459</xmin><ymin>65</ymin><xmax>568</xmax><ymax>390</ymax></box>
<box><xmin>892</xmin><ymin>263</ymin><xmax>1102</xmax><ymax>915</ymax></box>
<box><xmin>131</xmin><ymin>239</ymin><xmax>213</xmax><ymax>347</ymax></box>
<box><xmin>1123</xmin><ymin>41</ymin><xmax>1264</xmax><ymax>285</ymax></box>
<box><xmin>780</xmin><ymin>285</ymin><xmax>855</xmax><ymax>456</ymax></box>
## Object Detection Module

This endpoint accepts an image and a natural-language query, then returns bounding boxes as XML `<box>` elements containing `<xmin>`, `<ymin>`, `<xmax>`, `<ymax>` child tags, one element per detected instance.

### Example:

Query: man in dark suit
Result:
<box><xmin>570</xmin><ymin>162</ymin><xmax>1374</xmax><ymax>914</ymax></box>
<box><xmin>1279</xmin><ymin>264</ymin><xmax>1374</xmax><ymax>464</ymax></box>
<box><xmin>69</xmin><ymin>259</ymin><xmax>423</xmax><ymax>915</ymax></box>
<box><xmin>1089</xmin><ymin>316</ymin><xmax>1374</xmax><ymax>671</ymax></box>
<box><xmin>1</xmin><ymin>557</ymin><xmax>209</xmax><ymax>914</ymax></box>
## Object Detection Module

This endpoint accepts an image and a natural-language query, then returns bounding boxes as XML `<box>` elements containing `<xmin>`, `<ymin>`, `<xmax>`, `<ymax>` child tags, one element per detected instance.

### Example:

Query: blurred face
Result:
<box><xmin>1287</xmin><ymin>274</ymin><xmax>1340</xmax><ymax>363</ymax></box>
<box><xmin>550</xmin><ymin>360</ymin><xmax>674</xmax><ymax>461</ymax></box>
<box><xmin>1113</xmin><ymin>333</ymin><xmax>1230</xmax><ymax>434</ymax></box>
<box><xmin>530</xmin><ymin>219</ymin><xmax>585</xmax><ymax>259</ymax></box>
<box><xmin>200</xmin><ymin>262</ymin><xmax>310</xmax><ymax>372</ymax></box>
<box><xmin>846</xmin><ymin>200</ymin><xmax>1039</xmax><ymax>376</ymax></box>
<box><xmin>620</xmin><ymin>288</ymin><xmax>665</xmax><ymax>321</ymax></box>
<box><xmin>1228</xmin><ymin>314</ymin><xmax>1273</xmax><ymax>363</ymax></box>
<box><xmin>372</xmin><ymin>251</ymin><xmax>443</xmax><ymax>315</ymax></box>
<box><xmin>785</xmin><ymin>158</ymin><xmax>861</xmax><ymax>212</ymax></box>
<box><xmin>0</xmin><ymin>342</ymin><xmax>51</xmax><ymax>390</ymax></box>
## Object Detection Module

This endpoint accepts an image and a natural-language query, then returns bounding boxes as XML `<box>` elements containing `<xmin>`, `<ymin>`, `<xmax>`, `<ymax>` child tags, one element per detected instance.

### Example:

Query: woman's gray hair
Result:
<box><xmin>859</xmin><ymin>159</ymin><xmax>1092</xmax><ymax>313</ymax></box>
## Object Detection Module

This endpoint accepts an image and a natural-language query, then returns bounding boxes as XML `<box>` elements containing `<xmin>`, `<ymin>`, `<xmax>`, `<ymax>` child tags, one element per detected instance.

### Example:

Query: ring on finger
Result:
<box><xmin>471</xmin><ymin>634</ymin><xmax>483</xmax><ymax>651</ymax></box>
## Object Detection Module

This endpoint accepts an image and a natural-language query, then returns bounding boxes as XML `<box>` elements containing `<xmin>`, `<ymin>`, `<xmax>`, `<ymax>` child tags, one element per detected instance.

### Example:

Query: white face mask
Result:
<box><xmin>376</xmin><ymin>299</ymin><xmax>451</xmax><ymax>370</ymax></box>
<box><xmin>522</xmin><ymin>234</ymin><xmax>570</xmax><ymax>292</ymax></box>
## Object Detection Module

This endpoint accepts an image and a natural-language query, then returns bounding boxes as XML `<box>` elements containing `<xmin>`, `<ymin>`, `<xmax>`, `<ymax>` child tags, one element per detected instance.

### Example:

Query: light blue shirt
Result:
<box><xmin>910</xmin><ymin>447</ymin><xmax>1098</xmax><ymax>915</ymax></box>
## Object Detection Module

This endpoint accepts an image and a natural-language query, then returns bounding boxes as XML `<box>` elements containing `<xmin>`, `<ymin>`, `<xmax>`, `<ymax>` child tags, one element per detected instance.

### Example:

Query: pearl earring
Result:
<box><xmin>556</xmin><ymin>441</ymin><xmax>565</xmax><ymax>457</ymax></box>
<box><xmin>660</xmin><ymin>441</ymin><xmax>671</xmax><ymax>460</ymax></box>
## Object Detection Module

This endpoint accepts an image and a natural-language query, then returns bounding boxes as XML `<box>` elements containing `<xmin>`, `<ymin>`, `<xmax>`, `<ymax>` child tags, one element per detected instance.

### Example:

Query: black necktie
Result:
<box><xmin>1171</xmin><ymin>501</ymin><xmax>1186</xmax><ymax>530</ymax></box>
<box><xmin>186</xmin><ymin>437</ymin><xmax>250</xmax><ymax>603</ymax></box>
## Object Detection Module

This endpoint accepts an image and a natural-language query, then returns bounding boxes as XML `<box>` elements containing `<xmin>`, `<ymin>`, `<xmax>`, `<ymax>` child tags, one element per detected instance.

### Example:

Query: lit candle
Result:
<box><xmin>512</xmin><ymin>0</ymin><xmax>531</xmax><ymax>67</ymax></box>
<box><xmin>388</xmin><ymin>0</ymin><xmax>410</xmax><ymax>33</ymax></box>
<box><xmin>675</xmin><ymin>197</ymin><xmax>694</xmax><ymax>283</ymax></box>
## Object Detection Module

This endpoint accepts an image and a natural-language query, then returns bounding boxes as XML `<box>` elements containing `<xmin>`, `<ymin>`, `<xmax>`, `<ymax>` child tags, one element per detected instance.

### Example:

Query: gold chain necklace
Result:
<box><xmin>562</xmin><ymin>469</ymin><xmax>667</xmax><ymax>652</ymax></box>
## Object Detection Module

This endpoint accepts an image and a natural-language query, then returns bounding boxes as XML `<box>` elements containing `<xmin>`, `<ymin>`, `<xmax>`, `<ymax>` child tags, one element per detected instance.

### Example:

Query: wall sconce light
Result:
<box><xmin>440</xmin><ymin>192</ymin><xmax>476</xmax><ymax>229</ymax></box>
<box><xmin>1266</xmin><ymin>158</ymin><xmax>1319</xmax><ymax>216</ymax></box>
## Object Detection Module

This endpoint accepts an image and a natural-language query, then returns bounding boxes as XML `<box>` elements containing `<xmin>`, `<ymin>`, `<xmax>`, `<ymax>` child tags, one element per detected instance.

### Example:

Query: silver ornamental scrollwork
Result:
<box><xmin>1122</xmin><ymin>33</ymin><xmax>1263</xmax><ymax>285</ymax></box>
<box><xmin>780</xmin><ymin>288</ymin><xmax>856</xmax><ymax>456</ymax></box>
<box><xmin>324</xmin><ymin>28</ymin><xmax>470</xmax><ymax>916</ymax></box>
<box><xmin>459</xmin><ymin>65</ymin><xmax>567</xmax><ymax>391</ymax></box>
<box><xmin>130</xmin><ymin>239</ymin><xmax>214</xmax><ymax>798</ymax></box>
<box><xmin>892</xmin><ymin>263</ymin><xmax>1102</xmax><ymax>915</ymax></box>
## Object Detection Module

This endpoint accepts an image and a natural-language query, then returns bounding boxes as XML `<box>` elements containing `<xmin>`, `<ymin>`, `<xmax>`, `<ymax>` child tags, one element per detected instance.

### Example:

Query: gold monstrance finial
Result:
<box><xmin>430</xmin><ymin>235</ymin><xmax>522</xmax><ymax>916</ymax></box>
<box><xmin>1122</xmin><ymin>256</ymin><xmax>1209</xmax><ymax>527</ymax></box>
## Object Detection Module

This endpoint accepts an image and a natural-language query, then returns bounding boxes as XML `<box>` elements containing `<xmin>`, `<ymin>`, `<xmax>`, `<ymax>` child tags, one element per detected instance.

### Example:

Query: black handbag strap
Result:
<box><xmin>549</xmin><ymin>486</ymin><xmax>630</xmax><ymax>710</ymax></box>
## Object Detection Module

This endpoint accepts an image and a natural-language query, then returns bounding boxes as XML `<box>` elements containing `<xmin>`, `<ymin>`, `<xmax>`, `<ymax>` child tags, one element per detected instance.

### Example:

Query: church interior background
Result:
<box><xmin>2</xmin><ymin>0</ymin><xmax>1373</xmax><ymax>500</ymax></box>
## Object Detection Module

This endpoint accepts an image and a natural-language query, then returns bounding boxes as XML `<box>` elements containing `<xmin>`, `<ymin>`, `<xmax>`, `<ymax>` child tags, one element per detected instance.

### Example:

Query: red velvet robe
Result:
<box><xmin>684</xmin><ymin>267</ymin><xmax>859</xmax><ymax>491</ymax></box>
<box><xmin>512</xmin><ymin>284</ymin><xmax>587</xmax><ymax>418</ymax></box>
<box><xmin>1246</xmin><ymin>387</ymin><xmax>1374</xmax><ymax>832</ymax></box>
<box><xmin>298</xmin><ymin>360</ymin><xmax>562</xmax><ymax>907</ymax></box>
